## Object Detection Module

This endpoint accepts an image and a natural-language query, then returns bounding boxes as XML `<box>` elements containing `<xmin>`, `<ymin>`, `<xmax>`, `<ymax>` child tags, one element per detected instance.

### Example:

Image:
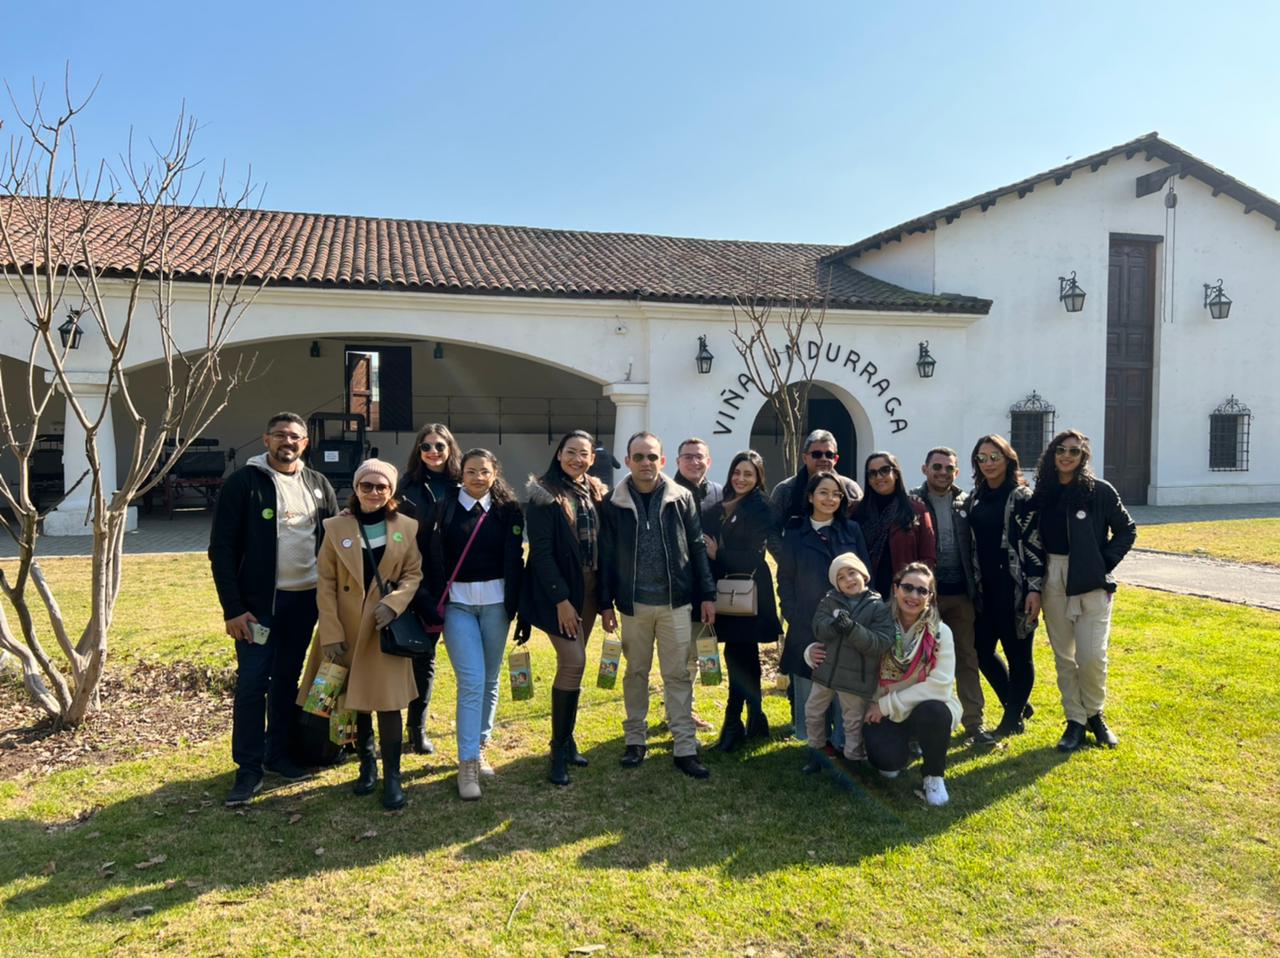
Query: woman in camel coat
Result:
<box><xmin>298</xmin><ymin>458</ymin><xmax>422</xmax><ymax>809</ymax></box>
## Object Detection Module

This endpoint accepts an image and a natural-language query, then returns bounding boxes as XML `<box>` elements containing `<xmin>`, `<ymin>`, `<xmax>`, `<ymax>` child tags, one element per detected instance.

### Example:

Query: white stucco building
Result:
<box><xmin>2</xmin><ymin>131</ymin><xmax>1276</xmax><ymax>533</ymax></box>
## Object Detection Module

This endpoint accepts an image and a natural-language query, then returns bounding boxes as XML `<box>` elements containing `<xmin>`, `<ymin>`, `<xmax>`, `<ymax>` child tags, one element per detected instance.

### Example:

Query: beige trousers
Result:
<box><xmin>805</xmin><ymin>683</ymin><xmax>868</xmax><ymax>760</ymax></box>
<box><xmin>937</xmin><ymin>593</ymin><xmax>983</xmax><ymax>731</ymax></box>
<box><xmin>1041</xmin><ymin>554</ymin><xmax>1114</xmax><ymax>724</ymax></box>
<box><xmin>620</xmin><ymin>603</ymin><xmax>697</xmax><ymax>757</ymax></box>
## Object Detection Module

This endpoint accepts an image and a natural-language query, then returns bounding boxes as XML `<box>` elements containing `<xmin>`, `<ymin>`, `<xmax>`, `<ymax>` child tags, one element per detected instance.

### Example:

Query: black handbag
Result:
<box><xmin>358</xmin><ymin>522</ymin><xmax>434</xmax><ymax>658</ymax></box>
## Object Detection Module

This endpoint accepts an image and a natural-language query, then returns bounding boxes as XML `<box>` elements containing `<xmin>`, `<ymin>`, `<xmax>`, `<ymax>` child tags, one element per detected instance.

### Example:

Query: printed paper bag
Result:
<box><xmin>596</xmin><ymin>634</ymin><xmax>623</xmax><ymax>689</ymax></box>
<box><xmin>302</xmin><ymin>661</ymin><xmax>348</xmax><ymax>717</ymax></box>
<box><xmin>329</xmin><ymin>696</ymin><xmax>358</xmax><ymax>746</ymax></box>
<box><xmin>509</xmin><ymin>648</ymin><xmax>534</xmax><ymax>701</ymax></box>
<box><xmin>695</xmin><ymin>626</ymin><xmax>722</xmax><ymax>687</ymax></box>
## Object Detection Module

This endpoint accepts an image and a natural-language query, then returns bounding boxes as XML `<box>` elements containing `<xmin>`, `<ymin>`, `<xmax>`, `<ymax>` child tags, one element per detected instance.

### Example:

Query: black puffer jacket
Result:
<box><xmin>518</xmin><ymin>474</ymin><xmax>608</xmax><ymax>638</ymax></box>
<box><xmin>810</xmin><ymin>589</ymin><xmax>896</xmax><ymax>699</ymax></box>
<box><xmin>599</xmin><ymin>475</ymin><xmax>715</xmax><ymax>617</ymax></box>
<box><xmin>702</xmin><ymin>490</ymin><xmax>782</xmax><ymax>645</ymax></box>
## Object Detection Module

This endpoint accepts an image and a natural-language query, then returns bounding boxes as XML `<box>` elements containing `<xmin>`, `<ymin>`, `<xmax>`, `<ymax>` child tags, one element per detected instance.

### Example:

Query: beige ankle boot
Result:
<box><xmin>457</xmin><ymin>759</ymin><xmax>482</xmax><ymax>801</ymax></box>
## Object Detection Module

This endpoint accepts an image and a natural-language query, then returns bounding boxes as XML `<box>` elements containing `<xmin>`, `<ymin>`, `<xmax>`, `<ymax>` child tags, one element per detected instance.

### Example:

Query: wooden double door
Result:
<box><xmin>1104</xmin><ymin>239</ymin><xmax>1155</xmax><ymax>505</ymax></box>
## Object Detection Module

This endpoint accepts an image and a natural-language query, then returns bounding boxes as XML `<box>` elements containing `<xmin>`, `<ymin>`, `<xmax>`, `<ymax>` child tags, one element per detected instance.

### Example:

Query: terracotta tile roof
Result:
<box><xmin>0</xmin><ymin>198</ymin><xmax>990</xmax><ymax>314</ymax></box>
<box><xmin>822</xmin><ymin>132</ymin><xmax>1280</xmax><ymax>262</ymax></box>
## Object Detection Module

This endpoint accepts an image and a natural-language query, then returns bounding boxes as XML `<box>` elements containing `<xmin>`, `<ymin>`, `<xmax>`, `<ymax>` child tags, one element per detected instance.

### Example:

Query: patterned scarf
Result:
<box><xmin>879</xmin><ymin>614</ymin><xmax>938</xmax><ymax>690</ymax></box>
<box><xmin>566</xmin><ymin>478</ymin><xmax>599</xmax><ymax>571</ymax></box>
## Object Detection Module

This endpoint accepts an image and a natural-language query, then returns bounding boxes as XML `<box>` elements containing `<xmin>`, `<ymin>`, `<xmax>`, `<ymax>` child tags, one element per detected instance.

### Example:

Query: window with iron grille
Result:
<box><xmin>1209</xmin><ymin>396</ymin><xmax>1251</xmax><ymax>471</ymax></box>
<box><xmin>1009</xmin><ymin>392</ymin><xmax>1056</xmax><ymax>469</ymax></box>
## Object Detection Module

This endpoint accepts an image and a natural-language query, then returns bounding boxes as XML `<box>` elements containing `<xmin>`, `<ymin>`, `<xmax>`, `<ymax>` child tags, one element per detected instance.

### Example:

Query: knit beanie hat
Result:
<box><xmin>353</xmin><ymin>458</ymin><xmax>398</xmax><ymax>491</ymax></box>
<box><xmin>828</xmin><ymin>552</ymin><xmax>869</xmax><ymax>587</ymax></box>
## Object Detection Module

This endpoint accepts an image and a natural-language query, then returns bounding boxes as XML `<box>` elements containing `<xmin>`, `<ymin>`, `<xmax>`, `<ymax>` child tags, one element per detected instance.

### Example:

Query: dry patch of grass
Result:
<box><xmin>1138</xmin><ymin>518</ymin><xmax>1280</xmax><ymax>566</ymax></box>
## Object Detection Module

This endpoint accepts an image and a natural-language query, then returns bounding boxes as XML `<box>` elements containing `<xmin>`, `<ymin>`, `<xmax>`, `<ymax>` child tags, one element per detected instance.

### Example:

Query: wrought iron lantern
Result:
<box><xmin>695</xmin><ymin>335</ymin><xmax>714</xmax><ymax>375</ymax></box>
<box><xmin>58</xmin><ymin>309</ymin><xmax>84</xmax><ymax>349</ymax></box>
<box><xmin>433</xmin><ymin>342</ymin><xmax>445</xmax><ymax>360</ymax></box>
<box><xmin>1203</xmin><ymin>280</ymin><xmax>1232</xmax><ymax>320</ymax></box>
<box><xmin>1058</xmin><ymin>271</ymin><xmax>1086</xmax><ymax>313</ymax></box>
<box><xmin>916</xmin><ymin>341</ymin><xmax>937</xmax><ymax>379</ymax></box>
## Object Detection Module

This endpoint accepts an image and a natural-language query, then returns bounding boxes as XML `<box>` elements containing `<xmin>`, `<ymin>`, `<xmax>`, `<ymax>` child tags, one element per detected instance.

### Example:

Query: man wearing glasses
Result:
<box><xmin>209</xmin><ymin>412</ymin><xmax>338</xmax><ymax>806</ymax></box>
<box><xmin>767</xmin><ymin>429</ymin><xmax>863</xmax><ymax>558</ymax></box>
<box><xmin>673</xmin><ymin>438</ymin><xmax>723</xmax><ymax>511</ymax></box>
<box><xmin>600</xmin><ymin>431</ymin><xmax>717</xmax><ymax>779</ymax></box>
<box><xmin>915</xmin><ymin>447</ymin><xmax>993</xmax><ymax>746</ymax></box>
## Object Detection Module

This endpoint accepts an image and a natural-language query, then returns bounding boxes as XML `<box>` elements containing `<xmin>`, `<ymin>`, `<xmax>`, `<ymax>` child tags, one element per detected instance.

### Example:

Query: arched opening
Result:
<box><xmin>749</xmin><ymin>383</ymin><xmax>862</xmax><ymax>481</ymax></box>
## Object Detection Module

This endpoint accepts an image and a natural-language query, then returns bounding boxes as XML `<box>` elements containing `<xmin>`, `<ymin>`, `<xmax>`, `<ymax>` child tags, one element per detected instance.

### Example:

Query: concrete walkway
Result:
<box><xmin>0</xmin><ymin>511</ymin><xmax>214</xmax><ymax>558</ymax></box>
<box><xmin>1127</xmin><ymin>502</ymin><xmax>1279</xmax><ymax>525</ymax></box>
<box><xmin>1117</xmin><ymin>551</ymin><xmax>1280</xmax><ymax>612</ymax></box>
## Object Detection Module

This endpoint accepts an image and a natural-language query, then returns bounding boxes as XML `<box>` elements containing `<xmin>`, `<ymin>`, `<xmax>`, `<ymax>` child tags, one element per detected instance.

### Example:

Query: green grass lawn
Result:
<box><xmin>2</xmin><ymin>556</ymin><xmax>1278</xmax><ymax>956</ymax></box>
<box><xmin>1138</xmin><ymin>518</ymin><xmax>1280</xmax><ymax>566</ymax></box>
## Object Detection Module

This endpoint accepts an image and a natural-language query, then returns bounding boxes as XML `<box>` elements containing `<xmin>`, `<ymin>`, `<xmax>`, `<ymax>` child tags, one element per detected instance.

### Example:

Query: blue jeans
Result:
<box><xmin>791</xmin><ymin>674</ymin><xmax>845</xmax><ymax>751</ymax></box>
<box><xmin>442</xmin><ymin>601</ymin><xmax>510</xmax><ymax>761</ymax></box>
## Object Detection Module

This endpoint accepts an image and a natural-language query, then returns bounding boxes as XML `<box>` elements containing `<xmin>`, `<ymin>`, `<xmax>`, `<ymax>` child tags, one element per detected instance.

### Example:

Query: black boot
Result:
<box><xmin>746</xmin><ymin>707</ymin><xmax>770</xmax><ymax>741</ymax></box>
<box><xmin>548</xmin><ymin>687</ymin><xmax>573</xmax><ymax>786</ymax></box>
<box><xmin>406</xmin><ymin>701</ymin><xmax>434</xmax><ymax>755</ymax></box>
<box><xmin>352</xmin><ymin>717</ymin><xmax>378</xmax><ymax>796</ymax></box>
<box><xmin>1056</xmin><ymin>721</ymin><xmax>1087</xmax><ymax>752</ymax></box>
<box><xmin>1087</xmin><ymin>712</ymin><xmax>1119</xmax><ymax>748</ymax></box>
<box><xmin>717</xmin><ymin>714</ymin><xmax>746</xmax><ymax>753</ymax></box>
<box><xmin>800</xmin><ymin>747</ymin><xmax>824</xmax><ymax>774</ymax></box>
<box><xmin>382</xmin><ymin>740</ymin><xmax>406</xmax><ymax>810</ymax></box>
<box><xmin>563</xmin><ymin>689</ymin><xmax>588</xmax><ymax>767</ymax></box>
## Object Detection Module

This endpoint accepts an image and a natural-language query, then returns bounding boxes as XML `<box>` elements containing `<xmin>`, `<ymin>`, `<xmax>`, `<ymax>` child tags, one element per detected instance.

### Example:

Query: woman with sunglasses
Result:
<box><xmin>777</xmin><ymin>471</ymin><xmax>870</xmax><ymax>769</ymax></box>
<box><xmin>854</xmin><ymin>452</ymin><xmax>937</xmax><ymax>598</ymax></box>
<box><xmin>967</xmin><ymin>434</ymin><xmax>1044</xmax><ymax>738</ymax></box>
<box><xmin>1030</xmin><ymin>430</ymin><xmax>1136</xmax><ymax>752</ymax></box>
<box><xmin>397</xmin><ymin>423</ymin><xmax>462</xmax><ymax>756</ymax></box>
<box><xmin>518</xmin><ymin>430</ymin><xmax>608</xmax><ymax>785</ymax></box>
<box><xmin>298</xmin><ymin>459</ymin><xmax>422</xmax><ymax>810</ymax></box>
<box><xmin>425</xmin><ymin>448</ymin><xmax>524</xmax><ymax>799</ymax></box>
<box><xmin>862</xmin><ymin>562</ymin><xmax>962</xmax><ymax>806</ymax></box>
<box><xmin>701</xmin><ymin>450</ymin><xmax>781</xmax><ymax>752</ymax></box>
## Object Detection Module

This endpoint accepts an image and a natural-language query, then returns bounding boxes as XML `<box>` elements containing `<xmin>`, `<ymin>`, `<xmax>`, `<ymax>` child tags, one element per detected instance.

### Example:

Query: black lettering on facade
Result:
<box><xmin>860</xmin><ymin>361</ymin><xmax>878</xmax><ymax>384</ymax></box>
<box><xmin>891</xmin><ymin>419</ymin><xmax>909</xmax><ymax>434</ymax></box>
<box><xmin>884</xmin><ymin>396</ymin><xmax>901</xmax><ymax>415</ymax></box>
<box><xmin>843</xmin><ymin>348</ymin><xmax>860</xmax><ymax>372</ymax></box>
<box><xmin>825</xmin><ymin>343</ymin><xmax>841</xmax><ymax>363</ymax></box>
<box><xmin>720</xmin><ymin>388</ymin><xmax>745</xmax><ymax>411</ymax></box>
<box><xmin>870</xmin><ymin>378</ymin><xmax>890</xmax><ymax>397</ymax></box>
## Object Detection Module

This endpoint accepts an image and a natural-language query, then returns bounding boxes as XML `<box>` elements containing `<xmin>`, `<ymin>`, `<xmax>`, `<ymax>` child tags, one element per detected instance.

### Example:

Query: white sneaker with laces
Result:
<box><xmin>921</xmin><ymin>775</ymin><xmax>949</xmax><ymax>806</ymax></box>
<box><xmin>877</xmin><ymin>767</ymin><xmax>900</xmax><ymax>779</ymax></box>
<box><xmin>478</xmin><ymin>751</ymin><xmax>496</xmax><ymax>777</ymax></box>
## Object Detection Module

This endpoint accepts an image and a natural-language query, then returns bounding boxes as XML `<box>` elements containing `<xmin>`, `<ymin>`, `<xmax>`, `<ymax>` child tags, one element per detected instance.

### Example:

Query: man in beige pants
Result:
<box><xmin>600</xmin><ymin>432</ymin><xmax>718</xmax><ymax>779</ymax></box>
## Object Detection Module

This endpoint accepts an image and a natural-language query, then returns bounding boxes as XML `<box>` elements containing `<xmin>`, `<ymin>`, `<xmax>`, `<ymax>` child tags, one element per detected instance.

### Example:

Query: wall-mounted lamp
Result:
<box><xmin>433</xmin><ymin>342</ymin><xmax>445</xmax><ymax>360</ymax></box>
<box><xmin>695</xmin><ymin>335</ymin><xmax>714</xmax><ymax>375</ymax></box>
<box><xmin>309</xmin><ymin>340</ymin><xmax>321</xmax><ymax>358</ymax></box>
<box><xmin>1058</xmin><ymin>271</ymin><xmax>1086</xmax><ymax>313</ymax></box>
<box><xmin>59</xmin><ymin>308</ymin><xmax>85</xmax><ymax>350</ymax></box>
<box><xmin>1203</xmin><ymin>279</ymin><xmax>1232</xmax><ymax>320</ymax></box>
<box><xmin>916</xmin><ymin>340</ymin><xmax>937</xmax><ymax>379</ymax></box>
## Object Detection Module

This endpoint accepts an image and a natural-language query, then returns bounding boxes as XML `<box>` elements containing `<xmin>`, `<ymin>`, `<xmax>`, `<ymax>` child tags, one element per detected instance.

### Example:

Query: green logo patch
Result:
<box><xmin>392</xmin><ymin>531</ymin><xmax>404</xmax><ymax>542</ymax></box>
<box><xmin>261</xmin><ymin>508</ymin><xmax>275</xmax><ymax>520</ymax></box>
<box><xmin>513</xmin><ymin>525</ymin><xmax>522</xmax><ymax>535</ymax></box>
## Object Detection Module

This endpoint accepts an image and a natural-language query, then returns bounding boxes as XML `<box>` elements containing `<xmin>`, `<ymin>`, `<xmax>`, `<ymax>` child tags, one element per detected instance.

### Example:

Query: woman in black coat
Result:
<box><xmin>517</xmin><ymin>430</ymin><xmax>609</xmax><ymax>785</ymax></box>
<box><xmin>396</xmin><ymin>422</ymin><xmax>462</xmax><ymax>756</ymax></box>
<box><xmin>702</xmin><ymin>450</ymin><xmax>781</xmax><ymax>752</ymax></box>
<box><xmin>776</xmin><ymin>471</ymin><xmax>870</xmax><ymax>765</ymax></box>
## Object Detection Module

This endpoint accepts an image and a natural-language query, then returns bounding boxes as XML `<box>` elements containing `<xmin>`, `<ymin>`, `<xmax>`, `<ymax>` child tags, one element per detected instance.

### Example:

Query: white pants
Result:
<box><xmin>1041</xmin><ymin>554</ymin><xmax>1114</xmax><ymax>724</ymax></box>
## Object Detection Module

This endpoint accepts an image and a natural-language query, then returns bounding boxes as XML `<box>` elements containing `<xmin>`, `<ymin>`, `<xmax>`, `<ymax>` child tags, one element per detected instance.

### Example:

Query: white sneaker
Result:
<box><xmin>877</xmin><ymin>767</ymin><xmax>900</xmax><ymax>779</ymax></box>
<box><xmin>921</xmin><ymin>775</ymin><xmax>949</xmax><ymax>806</ymax></box>
<box><xmin>478</xmin><ymin>751</ymin><xmax>496</xmax><ymax>777</ymax></box>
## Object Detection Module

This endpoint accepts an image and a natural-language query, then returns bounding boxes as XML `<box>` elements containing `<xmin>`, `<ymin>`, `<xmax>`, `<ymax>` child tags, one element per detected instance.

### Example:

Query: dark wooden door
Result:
<box><xmin>1105</xmin><ymin>240</ymin><xmax>1155</xmax><ymax>504</ymax></box>
<box><xmin>807</xmin><ymin>396</ymin><xmax>856</xmax><ymax>480</ymax></box>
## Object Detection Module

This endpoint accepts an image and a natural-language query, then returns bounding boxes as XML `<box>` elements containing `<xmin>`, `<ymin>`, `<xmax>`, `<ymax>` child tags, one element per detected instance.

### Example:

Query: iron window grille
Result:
<box><xmin>1009</xmin><ymin>391</ymin><xmax>1057</xmax><ymax>468</ymax></box>
<box><xmin>1209</xmin><ymin>396</ymin><xmax>1252</xmax><ymax>471</ymax></box>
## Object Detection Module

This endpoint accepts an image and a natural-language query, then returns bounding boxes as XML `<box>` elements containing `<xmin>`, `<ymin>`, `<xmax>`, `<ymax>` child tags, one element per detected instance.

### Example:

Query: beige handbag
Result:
<box><xmin>715</xmin><ymin>573</ymin><xmax>757</xmax><ymax>616</ymax></box>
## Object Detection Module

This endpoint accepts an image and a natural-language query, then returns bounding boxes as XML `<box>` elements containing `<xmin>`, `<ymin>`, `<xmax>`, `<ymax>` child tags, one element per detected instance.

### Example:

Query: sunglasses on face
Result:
<box><xmin>631</xmin><ymin>453</ymin><xmax>661</xmax><ymax>463</ymax></box>
<box><xmin>807</xmin><ymin>450</ymin><xmax>837</xmax><ymax>460</ymax></box>
<box><xmin>357</xmin><ymin>482</ymin><xmax>391</xmax><ymax>494</ymax></box>
<box><xmin>976</xmin><ymin>452</ymin><xmax>1004</xmax><ymax>465</ymax></box>
<box><xmin>420</xmin><ymin>441</ymin><xmax>448</xmax><ymax>453</ymax></box>
<box><xmin>868</xmin><ymin>465</ymin><xmax>896</xmax><ymax>479</ymax></box>
<box><xmin>1055</xmin><ymin>446</ymin><xmax>1084</xmax><ymax>458</ymax></box>
<box><xmin>929</xmin><ymin>463</ymin><xmax>957</xmax><ymax>473</ymax></box>
<box><xmin>896</xmin><ymin>582</ymin><xmax>932</xmax><ymax>597</ymax></box>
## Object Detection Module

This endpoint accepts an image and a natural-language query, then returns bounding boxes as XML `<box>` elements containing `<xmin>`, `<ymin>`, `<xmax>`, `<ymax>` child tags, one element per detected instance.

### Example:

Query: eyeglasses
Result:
<box><xmin>677</xmin><ymin>453</ymin><xmax>706</xmax><ymax>462</ymax></box>
<box><xmin>929</xmin><ymin>463</ymin><xmax>957</xmax><ymax>473</ymax></box>
<box><xmin>807</xmin><ymin>450</ymin><xmax>837</xmax><ymax>460</ymax></box>
<box><xmin>357</xmin><ymin>482</ymin><xmax>391</xmax><ymax>494</ymax></box>
<box><xmin>631</xmin><ymin>453</ymin><xmax>661</xmax><ymax>463</ymax></box>
<box><xmin>1055</xmin><ymin>446</ymin><xmax>1084</xmax><ymax>458</ymax></box>
<box><xmin>268</xmin><ymin>431</ymin><xmax>306</xmax><ymax>442</ymax></box>
<box><xmin>867</xmin><ymin>465</ymin><xmax>896</xmax><ymax>479</ymax></box>
<box><xmin>896</xmin><ymin>582</ymin><xmax>932</xmax><ymax>597</ymax></box>
<box><xmin>420</xmin><ymin>441</ymin><xmax>448</xmax><ymax>453</ymax></box>
<box><xmin>975</xmin><ymin>452</ymin><xmax>1004</xmax><ymax>465</ymax></box>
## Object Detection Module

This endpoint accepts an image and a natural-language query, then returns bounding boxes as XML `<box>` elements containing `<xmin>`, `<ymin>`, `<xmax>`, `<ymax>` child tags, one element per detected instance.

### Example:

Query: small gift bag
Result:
<box><xmin>329</xmin><ymin>696</ymin><xmax>358</xmax><ymax>747</ymax></box>
<box><xmin>695</xmin><ymin>625</ymin><xmax>722</xmax><ymax>687</ymax></box>
<box><xmin>302</xmin><ymin>661</ymin><xmax>348</xmax><ymax>717</ymax></box>
<box><xmin>509</xmin><ymin>648</ymin><xmax>534</xmax><ymax>701</ymax></box>
<box><xmin>596</xmin><ymin>634</ymin><xmax>623</xmax><ymax>689</ymax></box>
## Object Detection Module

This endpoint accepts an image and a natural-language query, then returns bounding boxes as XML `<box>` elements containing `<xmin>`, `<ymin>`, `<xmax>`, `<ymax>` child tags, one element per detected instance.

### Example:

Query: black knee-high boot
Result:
<box><xmin>406</xmin><ymin>645</ymin><xmax>437</xmax><ymax>755</ymax></box>
<box><xmin>548</xmin><ymin>687</ymin><xmax>574</xmax><ymax>786</ymax></box>
<box><xmin>378</xmin><ymin>710</ymin><xmax>406</xmax><ymax>810</ymax></box>
<box><xmin>564</xmin><ymin>687</ymin><xmax>588</xmax><ymax>767</ymax></box>
<box><xmin>353</xmin><ymin>712</ymin><xmax>378</xmax><ymax>796</ymax></box>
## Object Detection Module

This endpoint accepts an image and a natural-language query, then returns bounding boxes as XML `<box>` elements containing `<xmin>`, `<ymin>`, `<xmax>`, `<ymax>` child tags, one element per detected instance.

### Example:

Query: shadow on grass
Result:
<box><xmin>1</xmin><ymin>720</ymin><xmax>1068</xmax><ymax>922</ymax></box>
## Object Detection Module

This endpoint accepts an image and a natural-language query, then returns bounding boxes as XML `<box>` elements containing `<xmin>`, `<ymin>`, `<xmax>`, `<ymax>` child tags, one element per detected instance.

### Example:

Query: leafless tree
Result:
<box><xmin>0</xmin><ymin>77</ymin><xmax>276</xmax><ymax>725</ymax></box>
<box><xmin>729</xmin><ymin>266</ymin><xmax>828</xmax><ymax>477</ymax></box>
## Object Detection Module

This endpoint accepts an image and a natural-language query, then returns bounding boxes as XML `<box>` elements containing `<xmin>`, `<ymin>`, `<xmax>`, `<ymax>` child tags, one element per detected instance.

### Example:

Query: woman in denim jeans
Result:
<box><xmin>425</xmin><ymin>448</ymin><xmax>524</xmax><ymax>800</ymax></box>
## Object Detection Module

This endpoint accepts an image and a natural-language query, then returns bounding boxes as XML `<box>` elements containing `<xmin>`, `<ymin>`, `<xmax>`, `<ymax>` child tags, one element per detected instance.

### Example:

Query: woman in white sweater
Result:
<box><xmin>863</xmin><ymin>561</ymin><xmax>962</xmax><ymax>806</ymax></box>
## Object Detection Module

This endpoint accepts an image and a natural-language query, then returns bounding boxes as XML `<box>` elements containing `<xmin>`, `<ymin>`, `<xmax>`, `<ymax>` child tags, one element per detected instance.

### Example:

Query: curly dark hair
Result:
<box><xmin>1030</xmin><ymin>428</ymin><xmax>1096</xmax><ymax>509</ymax></box>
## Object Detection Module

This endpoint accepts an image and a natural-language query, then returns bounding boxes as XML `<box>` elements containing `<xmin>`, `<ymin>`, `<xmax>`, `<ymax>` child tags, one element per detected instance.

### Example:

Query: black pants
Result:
<box><xmin>356</xmin><ymin>709</ymin><xmax>404</xmax><ymax>750</ymax></box>
<box><xmin>723</xmin><ymin>642</ymin><xmax>763</xmax><ymax>722</ymax></box>
<box><xmin>232</xmin><ymin>588</ymin><xmax>317</xmax><ymax>774</ymax></box>
<box><xmin>864</xmin><ymin>699</ymin><xmax>952</xmax><ymax>777</ymax></box>
<box><xmin>975</xmin><ymin>579</ymin><xmax>1035</xmax><ymax>722</ymax></box>
<box><xmin>406</xmin><ymin>633</ymin><xmax>442</xmax><ymax>731</ymax></box>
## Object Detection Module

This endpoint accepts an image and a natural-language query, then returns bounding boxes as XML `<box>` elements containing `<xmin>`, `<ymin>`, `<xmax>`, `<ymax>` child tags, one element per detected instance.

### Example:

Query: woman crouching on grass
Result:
<box><xmin>298</xmin><ymin>459</ymin><xmax>422</xmax><ymax>810</ymax></box>
<box><xmin>863</xmin><ymin>562</ymin><xmax>962</xmax><ymax>807</ymax></box>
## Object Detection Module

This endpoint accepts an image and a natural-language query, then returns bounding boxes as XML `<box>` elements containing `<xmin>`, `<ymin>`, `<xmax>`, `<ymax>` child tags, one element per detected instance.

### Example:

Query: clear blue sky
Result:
<box><xmin>3</xmin><ymin>1</ymin><xmax>1277</xmax><ymax>245</ymax></box>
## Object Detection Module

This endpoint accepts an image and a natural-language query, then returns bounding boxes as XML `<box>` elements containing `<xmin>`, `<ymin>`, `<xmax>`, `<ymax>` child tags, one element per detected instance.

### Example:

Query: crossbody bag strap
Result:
<box><xmin>357</xmin><ymin>523</ymin><xmax>392</xmax><ymax>598</ymax></box>
<box><xmin>436</xmin><ymin>506</ymin><xmax>490</xmax><ymax>614</ymax></box>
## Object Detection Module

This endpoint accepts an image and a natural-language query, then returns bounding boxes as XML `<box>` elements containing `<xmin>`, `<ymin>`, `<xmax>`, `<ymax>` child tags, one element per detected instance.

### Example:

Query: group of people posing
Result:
<box><xmin>209</xmin><ymin>415</ymin><xmax>1136</xmax><ymax>811</ymax></box>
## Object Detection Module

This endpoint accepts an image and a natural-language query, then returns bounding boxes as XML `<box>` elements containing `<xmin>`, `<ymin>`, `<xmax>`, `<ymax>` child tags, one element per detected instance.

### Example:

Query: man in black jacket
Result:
<box><xmin>600</xmin><ymin>431</ymin><xmax>717</xmax><ymax>779</ymax></box>
<box><xmin>208</xmin><ymin>412</ymin><xmax>337</xmax><ymax>805</ymax></box>
<box><xmin>767</xmin><ymin>429</ymin><xmax>862</xmax><ymax>559</ymax></box>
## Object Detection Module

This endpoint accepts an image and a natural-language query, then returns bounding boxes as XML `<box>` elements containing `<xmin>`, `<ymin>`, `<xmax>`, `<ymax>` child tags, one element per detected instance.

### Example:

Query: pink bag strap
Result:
<box><xmin>436</xmin><ymin>505</ymin><xmax>489</xmax><ymax>616</ymax></box>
